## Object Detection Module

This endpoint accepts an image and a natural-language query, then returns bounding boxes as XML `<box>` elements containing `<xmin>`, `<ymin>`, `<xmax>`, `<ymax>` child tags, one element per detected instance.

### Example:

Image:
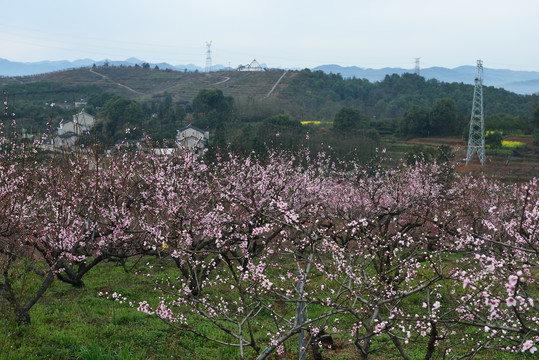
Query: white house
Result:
<box><xmin>75</xmin><ymin>100</ymin><xmax>88</xmax><ymax>108</ymax></box>
<box><xmin>54</xmin><ymin>110</ymin><xmax>95</xmax><ymax>148</ymax></box>
<box><xmin>151</xmin><ymin>148</ymin><xmax>176</xmax><ymax>156</ymax></box>
<box><xmin>176</xmin><ymin>125</ymin><xmax>209</xmax><ymax>153</ymax></box>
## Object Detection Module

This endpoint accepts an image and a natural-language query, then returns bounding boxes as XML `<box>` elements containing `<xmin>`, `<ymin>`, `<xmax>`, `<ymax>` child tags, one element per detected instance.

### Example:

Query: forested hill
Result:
<box><xmin>312</xmin><ymin>64</ymin><xmax>539</xmax><ymax>95</ymax></box>
<box><xmin>1</xmin><ymin>65</ymin><xmax>538</xmax><ymax>130</ymax></box>
<box><xmin>3</xmin><ymin>66</ymin><xmax>536</xmax><ymax>119</ymax></box>
<box><xmin>277</xmin><ymin>69</ymin><xmax>537</xmax><ymax>122</ymax></box>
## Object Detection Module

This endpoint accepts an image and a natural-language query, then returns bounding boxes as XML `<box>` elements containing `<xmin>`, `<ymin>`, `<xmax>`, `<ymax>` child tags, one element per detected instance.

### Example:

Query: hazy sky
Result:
<box><xmin>3</xmin><ymin>0</ymin><xmax>538</xmax><ymax>70</ymax></box>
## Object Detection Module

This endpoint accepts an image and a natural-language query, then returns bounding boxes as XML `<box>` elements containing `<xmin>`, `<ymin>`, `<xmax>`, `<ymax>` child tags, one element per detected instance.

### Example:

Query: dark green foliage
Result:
<box><xmin>93</xmin><ymin>96</ymin><xmax>144</xmax><ymax>144</ymax></box>
<box><xmin>175</xmin><ymin>105</ymin><xmax>186</xmax><ymax>124</ymax></box>
<box><xmin>279</xmin><ymin>69</ymin><xmax>536</xmax><ymax>126</ymax></box>
<box><xmin>210</xmin><ymin>122</ymin><xmax>227</xmax><ymax>150</ymax></box>
<box><xmin>399</xmin><ymin>105</ymin><xmax>430</xmax><ymax>137</ymax></box>
<box><xmin>332</xmin><ymin>107</ymin><xmax>367</xmax><ymax>131</ymax></box>
<box><xmin>365</xmin><ymin>128</ymin><xmax>380</xmax><ymax>143</ymax></box>
<box><xmin>533</xmin><ymin>106</ymin><xmax>539</xmax><ymax>129</ymax></box>
<box><xmin>399</xmin><ymin>98</ymin><xmax>467</xmax><ymax>138</ymax></box>
<box><xmin>88</xmin><ymin>92</ymin><xmax>117</xmax><ymax>109</ymax></box>
<box><xmin>191</xmin><ymin>89</ymin><xmax>233</xmax><ymax>128</ymax></box>
<box><xmin>264</xmin><ymin>114</ymin><xmax>302</xmax><ymax>129</ymax></box>
<box><xmin>429</xmin><ymin>98</ymin><xmax>458</xmax><ymax>136</ymax></box>
<box><xmin>485</xmin><ymin>131</ymin><xmax>503</xmax><ymax>148</ymax></box>
<box><xmin>485</xmin><ymin>113</ymin><xmax>533</xmax><ymax>135</ymax></box>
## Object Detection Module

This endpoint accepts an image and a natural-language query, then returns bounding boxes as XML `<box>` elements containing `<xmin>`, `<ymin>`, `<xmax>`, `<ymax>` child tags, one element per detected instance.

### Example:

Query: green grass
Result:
<box><xmin>1</xmin><ymin>256</ymin><xmax>273</xmax><ymax>360</ymax></box>
<box><xmin>3</xmin><ymin>260</ymin><xmax>184</xmax><ymax>359</ymax></box>
<box><xmin>1</xmin><ymin>256</ymin><xmax>536</xmax><ymax>360</ymax></box>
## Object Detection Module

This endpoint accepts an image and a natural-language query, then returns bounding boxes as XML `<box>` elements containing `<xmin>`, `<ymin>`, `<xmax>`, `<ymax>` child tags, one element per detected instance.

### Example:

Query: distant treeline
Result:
<box><xmin>278</xmin><ymin>69</ymin><xmax>537</xmax><ymax>120</ymax></box>
<box><xmin>3</xmin><ymin>67</ymin><xmax>539</xmax><ymax>156</ymax></box>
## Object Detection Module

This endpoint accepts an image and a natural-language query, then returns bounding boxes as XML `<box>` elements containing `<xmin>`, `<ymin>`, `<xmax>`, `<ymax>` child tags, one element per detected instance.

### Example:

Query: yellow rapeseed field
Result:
<box><xmin>501</xmin><ymin>140</ymin><xmax>525</xmax><ymax>149</ymax></box>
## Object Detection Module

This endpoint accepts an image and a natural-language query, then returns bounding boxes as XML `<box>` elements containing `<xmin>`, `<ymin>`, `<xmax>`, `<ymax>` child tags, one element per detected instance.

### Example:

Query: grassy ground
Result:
<box><xmin>1</xmin><ymin>256</ymin><xmax>536</xmax><ymax>360</ymax></box>
<box><xmin>1</xmin><ymin>258</ymin><xmax>235</xmax><ymax>360</ymax></box>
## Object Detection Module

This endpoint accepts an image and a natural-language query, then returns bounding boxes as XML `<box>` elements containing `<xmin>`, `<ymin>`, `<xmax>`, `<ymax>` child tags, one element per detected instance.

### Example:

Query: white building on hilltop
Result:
<box><xmin>238</xmin><ymin>59</ymin><xmax>266</xmax><ymax>72</ymax></box>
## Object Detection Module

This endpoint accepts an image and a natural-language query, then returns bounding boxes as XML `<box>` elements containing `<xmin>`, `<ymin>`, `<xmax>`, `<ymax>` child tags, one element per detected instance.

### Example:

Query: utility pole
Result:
<box><xmin>466</xmin><ymin>60</ymin><xmax>485</xmax><ymax>165</ymax></box>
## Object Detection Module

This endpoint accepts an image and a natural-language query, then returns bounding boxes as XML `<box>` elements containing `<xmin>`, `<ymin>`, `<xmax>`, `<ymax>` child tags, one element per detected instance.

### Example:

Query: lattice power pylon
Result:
<box><xmin>466</xmin><ymin>60</ymin><xmax>485</xmax><ymax>165</ymax></box>
<box><xmin>205</xmin><ymin>41</ymin><xmax>212</xmax><ymax>73</ymax></box>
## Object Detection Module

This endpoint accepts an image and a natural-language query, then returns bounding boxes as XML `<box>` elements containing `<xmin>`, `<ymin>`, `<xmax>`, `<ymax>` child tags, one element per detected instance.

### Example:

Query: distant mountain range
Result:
<box><xmin>0</xmin><ymin>57</ymin><xmax>208</xmax><ymax>76</ymax></box>
<box><xmin>1</xmin><ymin>58</ymin><xmax>538</xmax><ymax>95</ymax></box>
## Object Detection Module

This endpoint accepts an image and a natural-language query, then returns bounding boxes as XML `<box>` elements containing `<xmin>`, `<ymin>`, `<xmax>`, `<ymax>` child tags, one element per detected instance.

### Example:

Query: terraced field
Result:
<box><xmin>405</xmin><ymin>136</ymin><xmax>539</xmax><ymax>182</ymax></box>
<box><xmin>2</xmin><ymin>67</ymin><xmax>289</xmax><ymax>103</ymax></box>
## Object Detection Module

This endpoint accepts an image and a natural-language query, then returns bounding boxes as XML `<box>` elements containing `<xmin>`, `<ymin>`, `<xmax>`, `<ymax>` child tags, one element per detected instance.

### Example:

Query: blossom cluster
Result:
<box><xmin>1</xmin><ymin>125</ymin><xmax>537</xmax><ymax>358</ymax></box>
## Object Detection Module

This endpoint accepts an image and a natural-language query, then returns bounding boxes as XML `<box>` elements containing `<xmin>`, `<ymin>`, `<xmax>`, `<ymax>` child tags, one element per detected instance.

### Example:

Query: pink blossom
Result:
<box><xmin>522</xmin><ymin>340</ymin><xmax>536</xmax><ymax>353</ymax></box>
<box><xmin>508</xmin><ymin>275</ymin><xmax>518</xmax><ymax>286</ymax></box>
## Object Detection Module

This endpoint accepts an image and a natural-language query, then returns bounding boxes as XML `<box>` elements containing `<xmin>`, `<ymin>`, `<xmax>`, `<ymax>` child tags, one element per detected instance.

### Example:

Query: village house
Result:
<box><xmin>151</xmin><ymin>148</ymin><xmax>176</xmax><ymax>156</ymax></box>
<box><xmin>175</xmin><ymin>125</ymin><xmax>209</xmax><ymax>153</ymax></box>
<box><xmin>75</xmin><ymin>100</ymin><xmax>88</xmax><ymax>108</ymax></box>
<box><xmin>55</xmin><ymin>102</ymin><xmax>72</xmax><ymax>110</ymax></box>
<box><xmin>54</xmin><ymin>110</ymin><xmax>95</xmax><ymax>148</ymax></box>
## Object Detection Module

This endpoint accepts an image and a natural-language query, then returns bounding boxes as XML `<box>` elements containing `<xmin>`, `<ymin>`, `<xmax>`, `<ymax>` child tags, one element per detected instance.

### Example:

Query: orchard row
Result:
<box><xmin>0</xmin><ymin>132</ymin><xmax>537</xmax><ymax>359</ymax></box>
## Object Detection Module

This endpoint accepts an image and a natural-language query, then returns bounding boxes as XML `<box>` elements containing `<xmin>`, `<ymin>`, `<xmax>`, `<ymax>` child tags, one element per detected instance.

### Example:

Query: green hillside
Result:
<box><xmin>3</xmin><ymin>65</ymin><xmax>537</xmax><ymax>120</ymax></box>
<box><xmin>2</xmin><ymin>65</ymin><xmax>538</xmax><ymax>167</ymax></box>
<box><xmin>1</xmin><ymin>66</ymin><xmax>287</xmax><ymax>102</ymax></box>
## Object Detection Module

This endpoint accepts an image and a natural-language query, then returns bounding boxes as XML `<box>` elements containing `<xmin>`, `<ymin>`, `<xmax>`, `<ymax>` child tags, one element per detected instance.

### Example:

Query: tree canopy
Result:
<box><xmin>399</xmin><ymin>98</ymin><xmax>464</xmax><ymax>138</ymax></box>
<box><xmin>332</xmin><ymin>106</ymin><xmax>367</xmax><ymax>131</ymax></box>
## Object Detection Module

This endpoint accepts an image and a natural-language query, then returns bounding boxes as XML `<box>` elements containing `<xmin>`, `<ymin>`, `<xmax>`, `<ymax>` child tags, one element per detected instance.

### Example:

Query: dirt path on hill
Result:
<box><xmin>89</xmin><ymin>68</ymin><xmax>142</xmax><ymax>95</ymax></box>
<box><xmin>265</xmin><ymin>70</ymin><xmax>288</xmax><ymax>98</ymax></box>
<box><xmin>213</xmin><ymin>76</ymin><xmax>230</xmax><ymax>85</ymax></box>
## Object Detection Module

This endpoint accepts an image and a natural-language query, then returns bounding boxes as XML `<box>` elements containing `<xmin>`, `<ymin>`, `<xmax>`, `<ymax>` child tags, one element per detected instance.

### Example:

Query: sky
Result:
<box><xmin>2</xmin><ymin>0</ymin><xmax>539</xmax><ymax>71</ymax></box>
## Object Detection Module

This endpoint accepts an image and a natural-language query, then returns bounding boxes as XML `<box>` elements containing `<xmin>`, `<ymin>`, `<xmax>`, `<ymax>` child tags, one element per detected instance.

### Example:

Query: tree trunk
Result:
<box><xmin>423</xmin><ymin>321</ymin><xmax>438</xmax><ymax>360</ymax></box>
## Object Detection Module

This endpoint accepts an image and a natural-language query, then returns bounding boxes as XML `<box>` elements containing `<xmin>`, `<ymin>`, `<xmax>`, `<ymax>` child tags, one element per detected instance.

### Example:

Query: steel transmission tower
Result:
<box><xmin>205</xmin><ymin>41</ymin><xmax>212</xmax><ymax>73</ymax></box>
<box><xmin>466</xmin><ymin>60</ymin><xmax>485</xmax><ymax>165</ymax></box>
<box><xmin>414</xmin><ymin>58</ymin><xmax>420</xmax><ymax>75</ymax></box>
